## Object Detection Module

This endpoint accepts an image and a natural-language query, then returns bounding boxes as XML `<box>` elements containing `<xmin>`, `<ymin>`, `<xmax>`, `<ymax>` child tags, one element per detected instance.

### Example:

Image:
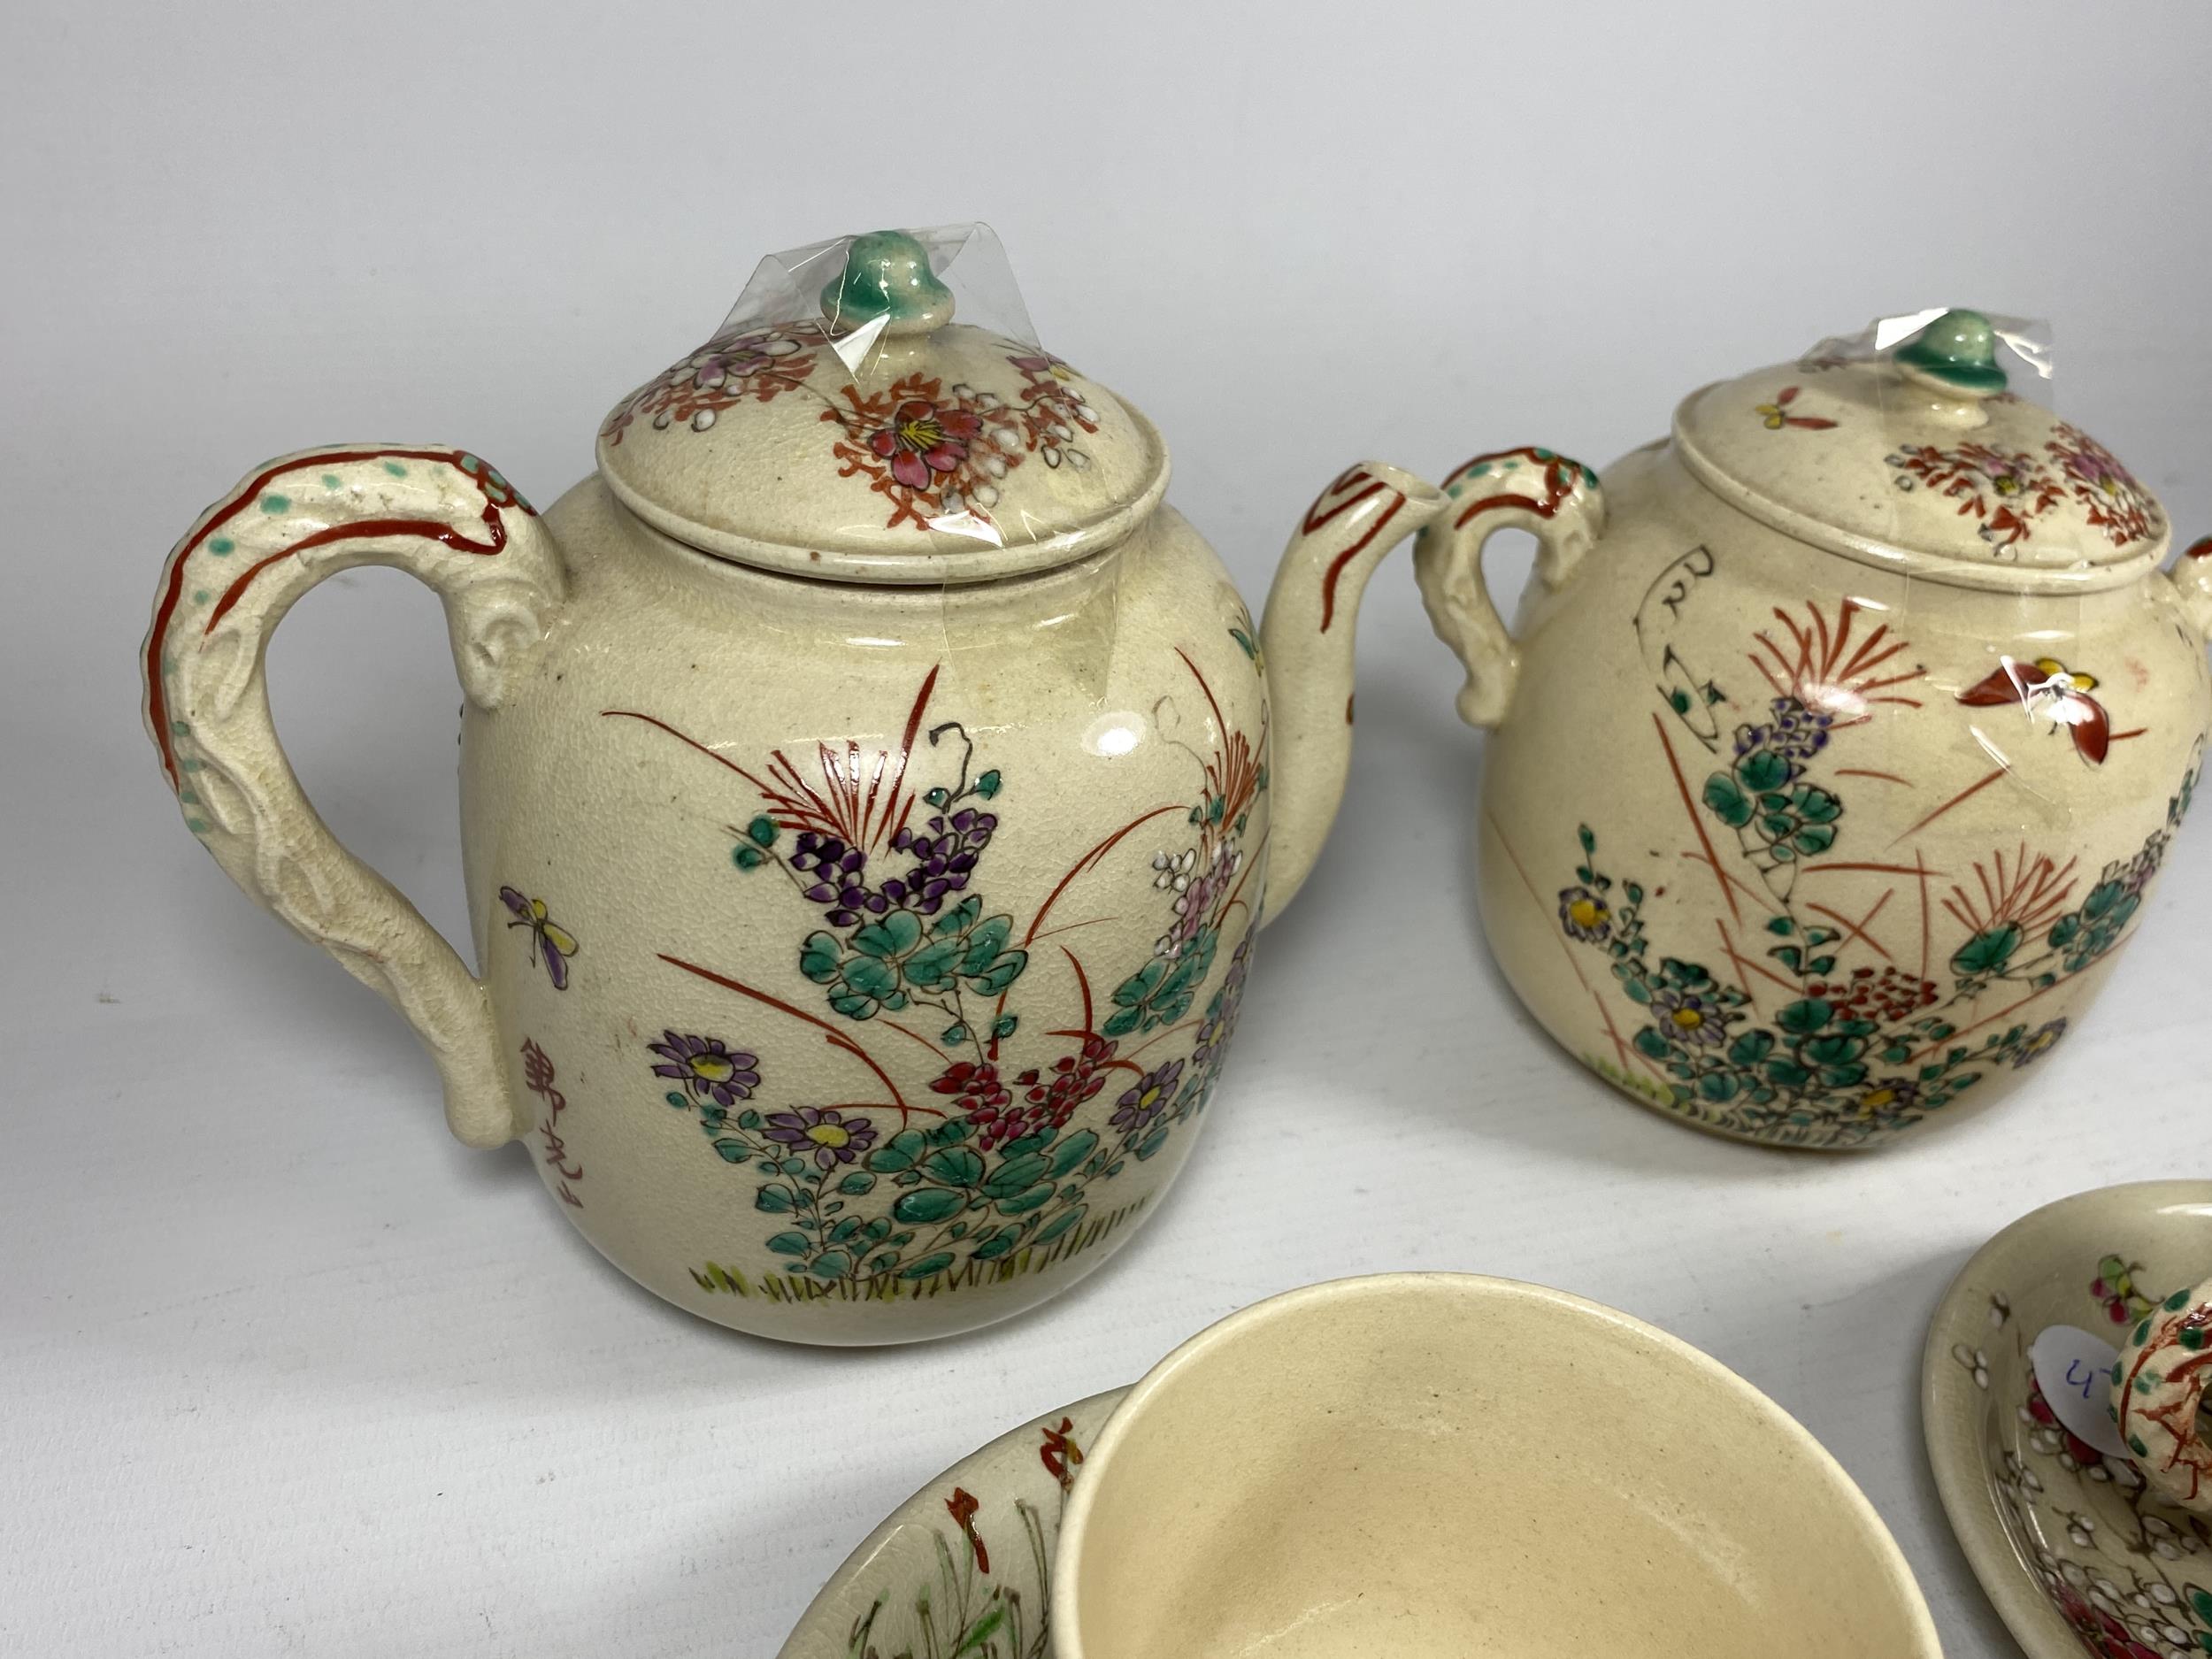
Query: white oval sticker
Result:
<box><xmin>2028</xmin><ymin>1324</ymin><xmax>2131</xmax><ymax>1460</ymax></box>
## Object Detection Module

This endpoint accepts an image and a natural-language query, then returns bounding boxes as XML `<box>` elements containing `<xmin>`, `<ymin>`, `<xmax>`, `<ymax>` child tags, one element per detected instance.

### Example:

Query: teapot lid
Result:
<box><xmin>596</xmin><ymin>226</ymin><xmax>1169</xmax><ymax>584</ymax></box>
<box><xmin>1672</xmin><ymin>310</ymin><xmax>2169</xmax><ymax>591</ymax></box>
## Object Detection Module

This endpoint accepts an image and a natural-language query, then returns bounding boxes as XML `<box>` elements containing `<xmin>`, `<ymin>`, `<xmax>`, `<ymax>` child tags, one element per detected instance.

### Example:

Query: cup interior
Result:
<box><xmin>1057</xmin><ymin>1275</ymin><xmax>1935</xmax><ymax>1658</ymax></box>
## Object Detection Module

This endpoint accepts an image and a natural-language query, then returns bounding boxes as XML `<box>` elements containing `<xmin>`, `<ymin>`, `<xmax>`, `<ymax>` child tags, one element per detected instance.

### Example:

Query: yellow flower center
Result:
<box><xmin>1569</xmin><ymin>898</ymin><xmax>1606</xmax><ymax>930</ymax></box>
<box><xmin>1860</xmin><ymin>1087</ymin><xmax>1896</xmax><ymax>1112</ymax></box>
<box><xmin>1138</xmin><ymin>1087</ymin><xmax>1162</xmax><ymax>1110</ymax></box>
<box><xmin>806</xmin><ymin>1122</ymin><xmax>852</xmax><ymax>1149</ymax></box>
<box><xmin>899</xmin><ymin>416</ymin><xmax>945</xmax><ymax>450</ymax></box>
<box><xmin>690</xmin><ymin>1055</ymin><xmax>735</xmax><ymax>1083</ymax></box>
<box><xmin>1671</xmin><ymin>1007</ymin><xmax>1704</xmax><ymax>1031</ymax></box>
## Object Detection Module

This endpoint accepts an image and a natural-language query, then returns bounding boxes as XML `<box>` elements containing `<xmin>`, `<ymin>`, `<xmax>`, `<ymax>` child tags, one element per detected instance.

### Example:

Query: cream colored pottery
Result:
<box><xmin>1418</xmin><ymin>311</ymin><xmax>2211</xmax><ymax>1149</ymax></box>
<box><xmin>774</xmin><ymin>1388</ymin><xmax>1124</xmax><ymax>1659</ymax></box>
<box><xmin>1055</xmin><ymin>1273</ymin><xmax>1939</xmax><ymax>1658</ymax></box>
<box><xmin>139</xmin><ymin>227</ymin><xmax>1443</xmax><ymax>1344</ymax></box>
<box><xmin>1923</xmin><ymin>1181</ymin><xmax>2212</xmax><ymax>1658</ymax></box>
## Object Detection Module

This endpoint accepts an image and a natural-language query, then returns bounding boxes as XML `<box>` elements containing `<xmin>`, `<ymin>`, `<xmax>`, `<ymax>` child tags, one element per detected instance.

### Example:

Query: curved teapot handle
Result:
<box><xmin>2170</xmin><ymin>535</ymin><xmax>2212</xmax><ymax>643</ymax></box>
<box><xmin>142</xmin><ymin>446</ymin><xmax>566</xmax><ymax>1148</ymax></box>
<box><xmin>2111</xmin><ymin>1274</ymin><xmax>2212</xmax><ymax>1514</ymax></box>
<box><xmin>1413</xmin><ymin>447</ymin><xmax>1604</xmax><ymax>729</ymax></box>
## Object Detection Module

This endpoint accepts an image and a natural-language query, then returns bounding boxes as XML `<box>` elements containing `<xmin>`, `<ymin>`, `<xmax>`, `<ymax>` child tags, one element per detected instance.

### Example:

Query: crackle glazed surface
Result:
<box><xmin>1422</xmin><ymin>340</ymin><xmax>2211</xmax><ymax>1150</ymax></box>
<box><xmin>462</xmin><ymin>484</ymin><xmax>1272</xmax><ymax>1338</ymax></box>
<box><xmin>1924</xmin><ymin>1183</ymin><xmax>2212</xmax><ymax>1659</ymax></box>
<box><xmin>140</xmin><ymin>230</ymin><xmax>1437</xmax><ymax>1341</ymax></box>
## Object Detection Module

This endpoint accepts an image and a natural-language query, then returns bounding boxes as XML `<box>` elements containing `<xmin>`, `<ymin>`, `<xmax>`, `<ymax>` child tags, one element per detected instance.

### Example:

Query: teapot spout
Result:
<box><xmin>1256</xmin><ymin>462</ymin><xmax>1444</xmax><ymax>919</ymax></box>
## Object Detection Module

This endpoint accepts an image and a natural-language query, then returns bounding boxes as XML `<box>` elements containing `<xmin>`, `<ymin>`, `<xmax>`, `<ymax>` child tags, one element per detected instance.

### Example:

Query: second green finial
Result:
<box><xmin>820</xmin><ymin>230</ymin><xmax>954</xmax><ymax>337</ymax></box>
<box><xmin>1895</xmin><ymin>309</ymin><xmax>2007</xmax><ymax>396</ymax></box>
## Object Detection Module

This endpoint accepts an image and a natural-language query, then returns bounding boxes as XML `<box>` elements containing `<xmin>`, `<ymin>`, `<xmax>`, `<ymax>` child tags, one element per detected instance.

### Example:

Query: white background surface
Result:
<box><xmin>5</xmin><ymin>2</ymin><xmax>2210</xmax><ymax>1654</ymax></box>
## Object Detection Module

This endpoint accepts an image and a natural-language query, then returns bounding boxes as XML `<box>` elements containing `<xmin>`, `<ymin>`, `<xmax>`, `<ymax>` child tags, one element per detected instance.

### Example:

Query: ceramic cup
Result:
<box><xmin>2112</xmin><ymin>1272</ymin><xmax>2212</xmax><ymax>1514</ymax></box>
<box><xmin>1053</xmin><ymin>1273</ymin><xmax>1939</xmax><ymax>1658</ymax></box>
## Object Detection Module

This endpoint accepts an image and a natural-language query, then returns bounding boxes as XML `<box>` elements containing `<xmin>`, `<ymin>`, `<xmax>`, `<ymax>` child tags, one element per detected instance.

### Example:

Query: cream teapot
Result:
<box><xmin>142</xmin><ymin>227</ymin><xmax>1441</xmax><ymax>1341</ymax></box>
<box><xmin>1417</xmin><ymin>311</ymin><xmax>2210</xmax><ymax>1150</ymax></box>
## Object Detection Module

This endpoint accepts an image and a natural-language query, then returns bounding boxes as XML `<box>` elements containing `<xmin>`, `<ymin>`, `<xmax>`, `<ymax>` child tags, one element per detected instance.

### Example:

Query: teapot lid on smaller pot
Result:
<box><xmin>1671</xmin><ymin>309</ymin><xmax>2170</xmax><ymax>591</ymax></box>
<box><xmin>595</xmin><ymin>226</ymin><xmax>1169</xmax><ymax>584</ymax></box>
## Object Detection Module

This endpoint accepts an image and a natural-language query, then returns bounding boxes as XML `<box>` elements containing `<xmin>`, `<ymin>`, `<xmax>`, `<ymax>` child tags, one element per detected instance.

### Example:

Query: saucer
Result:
<box><xmin>775</xmin><ymin>1388</ymin><xmax>1126</xmax><ymax>1659</ymax></box>
<box><xmin>1923</xmin><ymin>1181</ymin><xmax>2212</xmax><ymax>1658</ymax></box>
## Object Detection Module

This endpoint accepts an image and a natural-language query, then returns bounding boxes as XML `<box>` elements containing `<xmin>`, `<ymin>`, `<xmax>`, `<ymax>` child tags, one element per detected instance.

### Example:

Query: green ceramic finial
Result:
<box><xmin>1895</xmin><ymin>309</ymin><xmax>2007</xmax><ymax>396</ymax></box>
<box><xmin>820</xmin><ymin>229</ymin><xmax>954</xmax><ymax>337</ymax></box>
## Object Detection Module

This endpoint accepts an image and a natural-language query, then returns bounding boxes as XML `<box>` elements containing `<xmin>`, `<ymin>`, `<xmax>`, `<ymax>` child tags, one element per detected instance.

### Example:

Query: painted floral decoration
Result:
<box><xmin>649</xmin><ymin>1031</ymin><xmax>761</xmax><ymax>1107</ymax></box>
<box><xmin>611</xmin><ymin>639</ymin><xmax>1265</xmax><ymax>1298</ymax></box>
<box><xmin>500</xmin><ymin>887</ymin><xmax>577</xmax><ymax>991</ymax></box>
<box><xmin>1754</xmin><ymin>385</ymin><xmax>1837</xmax><ymax>430</ymax></box>
<box><xmin>1544</xmin><ymin>588</ymin><xmax>2200</xmax><ymax>1148</ymax></box>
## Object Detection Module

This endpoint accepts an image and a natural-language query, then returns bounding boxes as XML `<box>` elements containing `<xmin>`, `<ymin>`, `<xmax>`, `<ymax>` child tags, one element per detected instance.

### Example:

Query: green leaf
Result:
<box><xmin>940</xmin><ymin>1023</ymin><xmax>969</xmax><ymax>1047</ymax></box>
<box><xmin>923</xmin><ymin>787</ymin><xmax>950</xmax><ymax>809</ymax></box>
<box><xmin>964</xmin><ymin>949</ymin><xmax>1028</xmax><ymax>996</ymax></box>
<box><xmin>933</xmin><ymin>895</ymin><xmax>983</xmax><ymax>938</ymax></box>
<box><xmin>1766</xmin><ymin>915</ymin><xmax>1794</xmax><ymax>935</ymax></box>
<box><xmin>1696</xmin><ymin>1071</ymin><xmax>1740</xmax><ymax>1102</ymax></box>
<box><xmin>837</xmin><ymin>1171</ymin><xmax>876</xmax><ymax>1195</ymax></box>
<box><xmin>982</xmin><ymin>1153</ymin><xmax>1051</xmax><ymax>1198</ymax></box>
<box><xmin>1802</xmin><ymin>1033</ymin><xmax>1864</xmax><ymax>1067</ymax></box>
<box><xmin>852</xmin><ymin>911</ymin><xmax>922</xmax><ymax>960</ymax></box>
<box><xmin>1702</xmin><ymin>772</ymin><xmax>1754</xmax><ymax>827</ymax></box>
<box><xmin>1034</xmin><ymin>1207</ymin><xmax>1087</xmax><ymax>1246</ymax></box>
<box><xmin>926</xmin><ymin>1120</ymin><xmax>973</xmax><ymax>1148</ymax></box>
<box><xmin>973</xmin><ymin>770</ymin><xmax>1002</xmax><ymax>799</ymax></box>
<box><xmin>960</xmin><ymin>915</ymin><xmax>1013</xmax><ymax>974</ymax></box>
<box><xmin>996</xmin><ymin>1183</ymin><xmax>1056</xmax><ymax>1215</ymax></box>
<box><xmin>1133</xmin><ymin>1125</ymin><xmax>1172</xmax><ymax>1161</ymax></box>
<box><xmin>902</xmin><ymin>937</ymin><xmax>964</xmax><ymax>990</ymax></box>
<box><xmin>1728</xmin><ymin>1030</ymin><xmax>1776</xmax><ymax>1066</ymax></box>
<box><xmin>1771</xmin><ymin>944</ymin><xmax>1802</xmax><ymax>972</ymax></box>
<box><xmin>1794</xmin><ymin>784</ymin><xmax>1842</xmax><ymax>825</ymax></box>
<box><xmin>899</xmin><ymin>1252</ymin><xmax>956</xmax><ymax>1279</ymax></box>
<box><xmin>756</xmin><ymin>1184</ymin><xmax>798</xmax><ymax>1214</ymax></box>
<box><xmin>800</xmin><ymin>933</ymin><xmax>842</xmax><ymax>983</ymax></box>
<box><xmin>1048</xmin><ymin>1130</ymin><xmax>1100</xmax><ymax>1177</ymax></box>
<box><xmin>1776</xmin><ymin>998</ymin><xmax>1832</xmax><ymax>1036</ymax></box>
<box><xmin>841</xmin><ymin>955</ymin><xmax>901</xmax><ymax>999</ymax></box>
<box><xmin>863</xmin><ymin>1124</ymin><xmax>925</xmax><ymax>1177</ymax></box>
<box><xmin>712</xmin><ymin>1139</ymin><xmax>750</xmax><ymax>1164</ymax></box>
<box><xmin>892</xmin><ymin>1188</ymin><xmax>965</xmax><ymax>1225</ymax></box>
<box><xmin>747</xmin><ymin>816</ymin><xmax>778</xmax><ymax>848</ymax></box>
<box><xmin>1102</xmin><ymin>1007</ymin><xmax>1142</xmax><ymax>1037</ymax></box>
<box><xmin>765</xmin><ymin>1232</ymin><xmax>810</xmax><ymax>1256</ymax></box>
<box><xmin>732</xmin><ymin>844</ymin><xmax>765</xmax><ymax>870</ymax></box>
<box><xmin>991</xmin><ymin>1014</ymin><xmax>1018</xmax><ymax>1040</ymax></box>
<box><xmin>1792</xmin><ymin>824</ymin><xmax>1838</xmax><ymax>859</ymax></box>
<box><xmin>1817</xmin><ymin>1062</ymin><xmax>1869</xmax><ymax>1089</ymax></box>
<box><xmin>1764</xmin><ymin>1058</ymin><xmax>1812</xmax><ymax>1087</ymax></box>
<box><xmin>809</xmin><ymin>1251</ymin><xmax>850</xmax><ymax>1279</ymax></box>
<box><xmin>1736</xmin><ymin>749</ymin><xmax>1792</xmax><ymax>793</ymax></box>
<box><xmin>923</xmin><ymin>1147</ymin><xmax>987</xmax><ymax>1187</ymax></box>
<box><xmin>1949</xmin><ymin>923</ymin><xmax>2022</xmax><ymax>978</ymax></box>
<box><xmin>1633</xmin><ymin>1027</ymin><xmax>1671</xmax><ymax>1059</ymax></box>
<box><xmin>973</xmin><ymin>1229</ymin><xmax>1021</xmax><ymax>1262</ymax></box>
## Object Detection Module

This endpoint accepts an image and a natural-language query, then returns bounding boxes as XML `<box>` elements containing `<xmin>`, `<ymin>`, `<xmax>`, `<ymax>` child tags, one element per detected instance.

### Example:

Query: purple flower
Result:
<box><xmin>1111</xmin><ymin>1060</ymin><xmax>1184</xmax><ymax>1135</ymax></box>
<box><xmin>889</xmin><ymin>808</ymin><xmax>997</xmax><ymax>915</ymax></box>
<box><xmin>763</xmin><ymin>1107</ymin><xmax>878</xmax><ymax>1169</ymax></box>
<box><xmin>1557</xmin><ymin>885</ymin><xmax>1611</xmax><ymax>943</ymax></box>
<box><xmin>649</xmin><ymin>1032</ymin><xmax>760</xmax><ymax>1106</ymax></box>
<box><xmin>1648</xmin><ymin>987</ymin><xmax>1733</xmax><ymax>1048</ymax></box>
<box><xmin>2012</xmin><ymin>1018</ymin><xmax>2069</xmax><ymax>1068</ymax></box>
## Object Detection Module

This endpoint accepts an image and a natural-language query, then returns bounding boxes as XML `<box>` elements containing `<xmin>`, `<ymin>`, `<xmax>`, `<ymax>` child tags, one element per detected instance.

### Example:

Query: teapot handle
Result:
<box><xmin>142</xmin><ymin>447</ymin><xmax>565</xmax><ymax>1148</ymax></box>
<box><xmin>2111</xmin><ymin>1275</ymin><xmax>2212</xmax><ymax>1514</ymax></box>
<box><xmin>2171</xmin><ymin>536</ymin><xmax>2212</xmax><ymax>642</ymax></box>
<box><xmin>1413</xmin><ymin>448</ymin><xmax>1604</xmax><ymax>729</ymax></box>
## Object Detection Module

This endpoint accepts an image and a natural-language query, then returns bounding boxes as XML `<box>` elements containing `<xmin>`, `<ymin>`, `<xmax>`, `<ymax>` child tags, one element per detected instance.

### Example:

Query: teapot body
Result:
<box><xmin>462</xmin><ymin>480</ymin><xmax>1270</xmax><ymax>1340</ymax></box>
<box><xmin>1476</xmin><ymin>442</ymin><xmax>2208</xmax><ymax>1149</ymax></box>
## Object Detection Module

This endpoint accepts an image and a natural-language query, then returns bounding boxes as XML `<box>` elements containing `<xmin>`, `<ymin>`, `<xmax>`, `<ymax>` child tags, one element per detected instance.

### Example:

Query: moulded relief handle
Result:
<box><xmin>1413</xmin><ymin>447</ymin><xmax>1605</xmax><ymax>729</ymax></box>
<box><xmin>2171</xmin><ymin>536</ymin><xmax>2212</xmax><ymax>642</ymax></box>
<box><xmin>142</xmin><ymin>446</ymin><xmax>566</xmax><ymax>1148</ymax></box>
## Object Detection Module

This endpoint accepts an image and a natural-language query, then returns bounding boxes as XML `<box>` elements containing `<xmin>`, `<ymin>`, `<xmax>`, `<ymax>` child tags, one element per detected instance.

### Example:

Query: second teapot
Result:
<box><xmin>1418</xmin><ymin>311</ymin><xmax>2210</xmax><ymax>1149</ymax></box>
